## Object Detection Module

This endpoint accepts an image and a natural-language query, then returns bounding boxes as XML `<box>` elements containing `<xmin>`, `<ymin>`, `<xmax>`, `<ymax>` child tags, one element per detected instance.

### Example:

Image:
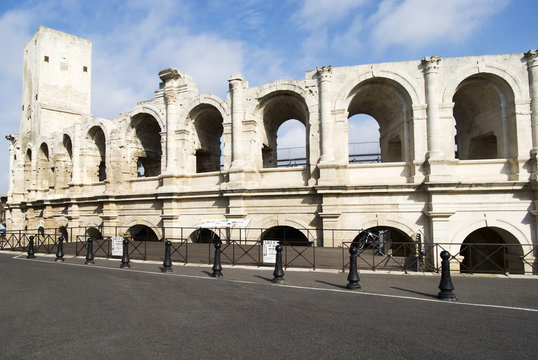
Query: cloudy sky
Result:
<box><xmin>0</xmin><ymin>0</ymin><xmax>536</xmax><ymax>194</ymax></box>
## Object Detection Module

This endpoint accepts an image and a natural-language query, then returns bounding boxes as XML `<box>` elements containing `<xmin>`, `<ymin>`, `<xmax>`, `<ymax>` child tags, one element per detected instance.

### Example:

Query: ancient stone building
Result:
<box><xmin>5</xmin><ymin>27</ymin><xmax>538</xmax><ymax>272</ymax></box>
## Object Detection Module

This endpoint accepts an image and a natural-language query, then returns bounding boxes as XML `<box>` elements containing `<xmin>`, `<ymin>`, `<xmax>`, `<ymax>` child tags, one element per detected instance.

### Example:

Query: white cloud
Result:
<box><xmin>294</xmin><ymin>0</ymin><xmax>367</xmax><ymax>60</ymax></box>
<box><xmin>369</xmin><ymin>0</ymin><xmax>510</xmax><ymax>50</ymax></box>
<box><xmin>295</xmin><ymin>0</ymin><xmax>367</xmax><ymax>29</ymax></box>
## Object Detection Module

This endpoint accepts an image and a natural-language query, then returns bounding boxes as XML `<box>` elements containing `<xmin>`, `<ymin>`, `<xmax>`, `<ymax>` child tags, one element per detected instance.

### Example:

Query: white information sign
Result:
<box><xmin>263</xmin><ymin>240</ymin><xmax>279</xmax><ymax>264</ymax></box>
<box><xmin>111</xmin><ymin>237</ymin><xmax>124</xmax><ymax>256</ymax></box>
<box><xmin>196</xmin><ymin>219</ymin><xmax>251</xmax><ymax>228</ymax></box>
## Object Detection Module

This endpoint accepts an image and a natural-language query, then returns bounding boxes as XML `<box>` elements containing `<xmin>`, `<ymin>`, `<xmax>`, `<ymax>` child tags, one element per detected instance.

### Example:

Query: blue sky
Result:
<box><xmin>1</xmin><ymin>0</ymin><xmax>537</xmax><ymax>194</ymax></box>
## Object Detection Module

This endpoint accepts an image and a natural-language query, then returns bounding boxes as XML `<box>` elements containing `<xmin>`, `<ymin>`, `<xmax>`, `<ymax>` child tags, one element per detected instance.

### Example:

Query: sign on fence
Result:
<box><xmin>196</xmin><ymin>219</ymin><xmax>251</xmax><ymax>228</ymax></box>
<box><xmin>263</xmin><ymin>240</ymin><xmax>279</xmax><ymax>263</ymax></box>
<box><xmin>111</xmin><ymin>237</ymin><xmax>123</xmax><ymax>256</ymax></box>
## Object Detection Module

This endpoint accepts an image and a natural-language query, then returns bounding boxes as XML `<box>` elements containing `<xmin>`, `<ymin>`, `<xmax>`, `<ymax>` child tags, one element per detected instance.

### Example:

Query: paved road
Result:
<box><xmin>1</xmin><ymin>252</ymin><xmax>537</xmax><ymax>359</ymax></box>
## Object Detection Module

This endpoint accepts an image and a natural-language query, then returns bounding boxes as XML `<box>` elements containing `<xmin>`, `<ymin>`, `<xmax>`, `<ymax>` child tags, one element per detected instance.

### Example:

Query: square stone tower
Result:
<box><xmin>20</xmin><ymin>26</ymin><xmax>92</xmax><ymax>138</ymax></box>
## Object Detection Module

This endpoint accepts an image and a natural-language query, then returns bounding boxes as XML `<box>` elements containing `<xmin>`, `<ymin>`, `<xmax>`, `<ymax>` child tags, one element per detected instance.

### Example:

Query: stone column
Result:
<box><xmin>422</xmin><ymin>56</ymin><xmax>442</xmax><ymax>160</ymax></box>
<box><xmin>317</xmin><ymin>66</ymin><xmax>334</xmax><ymax>164</ymax></box>
<box><xmin>159</xmin><ymin>68</ymin><xmax>181</xmax><ymax>174</ymax></box>
<box><xmin>228</xmin><ymin>74</ymin><xmax>245</xmax><ymax>170</ymax></box>
<box><xmin>5</xmin><ymin>135</ymin><xmax>17</xmax><ymax>197</ymax></box>
<box><xmin>525</xmin><ymin>50</ymin><xmax>538</xmax><ymax>153</ymax></box>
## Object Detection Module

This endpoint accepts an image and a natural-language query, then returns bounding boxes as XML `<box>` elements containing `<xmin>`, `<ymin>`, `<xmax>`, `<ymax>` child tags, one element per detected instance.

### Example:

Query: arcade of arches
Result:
<box><xmin>5</xmin><ymin>25</ymin><xmax>538</xmax><ymax>275</ymax></box>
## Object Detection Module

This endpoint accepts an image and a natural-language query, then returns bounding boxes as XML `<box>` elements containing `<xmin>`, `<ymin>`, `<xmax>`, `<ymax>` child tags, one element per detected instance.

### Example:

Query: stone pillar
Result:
<box><xmin>228</xmin><ymin>74</ymin><xmax>245</xmax><ymax>170</ymax></box>
<box><xmin>6</xmin><ymin>135</ymin><xmax>17</xmax><ymax>197</ymax></box>
<box><xmin>159</xmin><ymin>68</ymin><xmax>181</xmax><ymax>174</ymax></box>
<box><xmin>422</xmin><ymin>56</ymin><xmax>442</xmax><ymax>160</ymax></box>
<box><xmin>71</xmin><ymin>130</ymin><xmax>82</xmax><ymax>185</ymax></box>
<box><xmin>525</xmin><ymin>50</ymin><xmax>538</xmax><ymax>152</ymax></box>
<box><xmin>317</xmin><ymin>66</ymin><xmax>334</xmax><ymax>164</ymax></box>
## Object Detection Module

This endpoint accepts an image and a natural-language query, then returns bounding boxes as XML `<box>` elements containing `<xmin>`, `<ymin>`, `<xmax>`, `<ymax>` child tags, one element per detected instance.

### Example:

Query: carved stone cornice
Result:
<box><xmin>316</xmin><ymin>65</ymin><xmax>332</xmax><ymax>82</ymax></box>
<box><xmin>228</xmin><ymin>73</ymin><xmax>245</xmax><ymax>91</ymax></box>
<box><xmin>524</xmin><ymin>49</ymin><xmax>538</xmax><ymax>67</ymax></box>
<box><xmin>158</xmin><ymin>67</ymin><xmax>181</xmax><ymax>82</ymax></box>
<box><xmin>421</xmin><ymin>56</ymin><xmax>442</xmax><ymax>74</ymax></box>
<box><xmin>164</xmin><ymin>91</ymin><xmax>177</xmax><ymax>105</ymax></box>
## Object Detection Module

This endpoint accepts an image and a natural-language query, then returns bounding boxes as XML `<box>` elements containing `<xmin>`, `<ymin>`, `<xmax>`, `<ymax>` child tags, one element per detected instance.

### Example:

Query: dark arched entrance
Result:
<box><xmin>189</xmin><ymin>228</ymin><xmax>221</xmax><ymax>243</ymax></box>
<box><xmin>127</xmin><ymin>225</ymin><xmax>159</xmax><ymax>242</ymax></box>
<box><xmin>85</xmin><ymin>227</ymin><xmax>103</xmax><ymax>240</ymax></box>
<box><xmin>460</xmin><ymin>227</ymin><xmax>524</xmax><ymax>274</ymax></box>
<box><xmin>353</xmin><ymin>226</ymin><xmax>415</xmax><ymax>258</ymax></box>
<box><xmin>261</xmin><ymin>226</ymin><xmax>310</xmax><ymax>246</ymax></box>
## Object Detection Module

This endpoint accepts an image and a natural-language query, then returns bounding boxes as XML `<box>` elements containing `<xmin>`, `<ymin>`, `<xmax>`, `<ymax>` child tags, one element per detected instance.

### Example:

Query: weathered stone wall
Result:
<box><xmin>5</xmin><ymin>27</ymin><xmax>538</xmax><ymax>269</ymax></box>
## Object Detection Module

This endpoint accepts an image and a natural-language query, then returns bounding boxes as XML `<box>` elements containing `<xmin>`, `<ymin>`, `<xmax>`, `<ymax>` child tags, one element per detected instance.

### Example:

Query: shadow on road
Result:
<box><xmin>390</xmin><ymin>286</ymin><xmax>437</xmax><ymax>299</ymax></box>
<box><xmin>315</xmin><ymin>280</ymin><xmax>348</xmax><ymax>290</ymax></box>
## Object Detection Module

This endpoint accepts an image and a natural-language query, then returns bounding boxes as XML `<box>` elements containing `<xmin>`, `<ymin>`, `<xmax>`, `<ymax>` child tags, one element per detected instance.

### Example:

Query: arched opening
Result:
<box><xmin>37</xmin><ymin>143</ymin><xmax>53</xmax><ymax>190</ymax></box>
<box><xmin>59</xmin><ymin>226</ymin><xmax>68</xmax><ymax>242</ymax></box>
<box><xmin>55</xmin><ymin>135</ymin><xmax>73</xmax><ymax>188</ymax></box>
<box><xmin>453</xmin><ymin>74</ymin><xmax>516</xmax><ymax>160</ymax></box>
<box><xmin>85</xmin><ymin>227</ymin><xmax>103</xmax><ymax>240</ymax></box>
<box><xmin>24</xmin><ymin>149</ymin><xmax>32</xmax><ymax>191</ymax></box>
<box><xmin>261</xmin><ymin>226</ymin><xmax>310</xmax><ymax>246</ymax></box>
<box><xmin>38</xmin><ymin>226</ymin><xmax>45</xmax><ymax>237</ymax></box>
<box><xmin>129</xmin><ymin>113</ymin><xmax>162</xmax><ymax>178</ymax></box>
<box><xmin>276</xmin><ymin>119</ymin><xmax>307</xmax><ymax>167</ymax></box>
<box><xmin>460</xmin><ymin>227</ymin><xmax>524</xmax><ymax>274</ymax></box>
<box><xmin>189</xmin><ymin>105</ymin><xmax>223</xmax><ymax>173</ymax></box>
<box><xmin>260</xmin><ymin>92</ymin><xmax>309</xmax><ymax>168</ymax></box>
<box><xmin>188</xmin><ymin>228</ymin><xmax>221</xmax><ymax>243</ymax></box>
<box><xmin>347</xmin><ymin>78</ymin><xmax>412</xmax><ymax>163</ymax></box>
<box><xmin>86</xmin><ymin>126</ymin><xmax>106</xmax><ymax>182</ymax></box>
<box><xmin>348</xmin><ymin>114</ymin><xmax>381</xmax><ymax>163</ymax></box>
<box><xmin>126</xmin><ymin>225</ymin><xmax>159</xmax><ymax>242</ymax></box>
<box><xmin>353</xmin><ymin>226</ymin><xmax>415</xmax><ymax>257</ymax></box>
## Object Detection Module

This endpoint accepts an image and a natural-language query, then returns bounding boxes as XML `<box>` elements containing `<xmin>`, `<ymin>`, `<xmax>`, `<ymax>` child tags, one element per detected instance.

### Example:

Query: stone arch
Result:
<box><xmin>24</xmin><ymin>147</ymin><xmax>32</xmax><ymax>191</ymax></box>
<box><xmin>450</xmin><ymin>72</ymin><xmax>517</xmax><ymax>159</ymax></box>
<box><xmin>253</xmin><ymin>216</ymin><xmax>312</xmax><ymax>242</ymax></box>
<box><xmin>182</xmin><ymin>94</ymin><xmax>230</xmax><ymax>125</ymax></box>
<box><xmin>344</xmin><ymin>77</ymin><xmax>414</xmax><ymax>163</ymax></box>
<box><xmin>260</xmin><ymin>226</ymin><xmax>310</xmax><ymax>246</ymax></box>
<box><xmin>441</xmin><ymin>63</ymin><xmax>525</xmax><ymax>104</ymax></box>
<box><xmin>85</xmin><ymin>227</ymin><xmax>103</xmax><ymax>240</ymax></box>
<box><xmin>451</xmin><ymin>218</ymin><xmax>527</xmax><ymax>274</ymax></box>
<box><xmin>37</xmin><ymin>142</ymin><xmax>53</xmax><ymax>190</ymax></box>
<box><xmin>188</xmin><ymin>228</ymin><xmax>221</xmax><ymax>243</ymax></box>
<box><xmin>187</xmin><ymin>103</ymin><xmax>224</xmax><ymax>173</ymax></box>
<box><xmin>54</xmin><ymin>134</ymin><xmax>73</xmax><ymax>188</ymax></box>
<box><xmin>334</xmin><ymin>70</ymin><xmax>421</xmax><ymax>113</ymax></box>
<box><xmin>128</xmin><ymin>112</ymin><xmax>163</xmax><ymax>178</ymax></box>
<box><xmin>256</xmin><ymin>90</ymin><xmax>310</xmax><ymax>168</ymax></box>
<box><xmin>85</xmin><ymin>125</ymin><xmax>107</xmax><ymax>182</ymax></box>
<box><xmin>359</xmin><ymin>216</ymin><xmax>418</xmax><ymax>241</ymax></box>
<box><xmin>450</xmin><ymin>217</ymin><xmax>529</xmax><ymax>246</ymax></box>
<box><xmin>128</xmin><ymin>104</ymin><xmax>165</xmax><ymax>131</ymax></box>
<box><xmin>121</xmin><ymin>217</ymin><xmax>162</xmax><ymax>240</ymax></box>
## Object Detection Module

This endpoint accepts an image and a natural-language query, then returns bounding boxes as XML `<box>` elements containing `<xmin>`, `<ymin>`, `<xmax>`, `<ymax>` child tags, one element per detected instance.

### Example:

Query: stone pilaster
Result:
<box><xmin>159</xmin><ymin>68</ymin><xmax>181</xmax><ymax>174</ymax></box>
<box><xmin>228</xmin><ymin>73</ymin><xmax>246</xmax><ymax>170</ymax></box>
<box><xmin>317</xmin><ymin>66</ymin><xmax>334</xmax><ymax>164</ymax></box>
<box><xmin>422</xmin><ymin>56</ymin><xmax>442</xmax><ymax>160</ymax></box>
<box><xmin>525</xmin><ymin>50</ymin><xmax>538</xmax><ymax>153</ymax></box>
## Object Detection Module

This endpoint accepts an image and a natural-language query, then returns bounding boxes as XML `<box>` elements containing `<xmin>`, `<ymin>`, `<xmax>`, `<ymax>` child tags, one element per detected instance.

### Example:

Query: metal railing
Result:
<box><xmin>1</xmin><ymin>229</ymin><xmax>536</xmax><ymax>275</ymax></box>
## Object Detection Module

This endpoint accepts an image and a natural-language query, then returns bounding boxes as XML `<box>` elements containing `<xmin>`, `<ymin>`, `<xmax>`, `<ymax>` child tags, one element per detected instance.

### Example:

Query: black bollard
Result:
<box><xmin>346</xmin><ymin>246</ymin><xmax>361</xmax><ymax>290</ymax></box>
<box><xmin>85</xmin><ymin>237</ymin><xmax>95</xmax><ymax>264</ymax></box>
<box><xmin>437</xmin><ymin>250</ymin><xmax>456</xmax><ymax>301</ymax></box>
<box><xmin>272</xmin><ymin>244</ymin><xmax>285</xmax><ymax>284</ymax></box>
<box><xmin>120</xmin><ymin>239</ymin><xmax>130</xmax><ymax>269</ymax></box>
<box><xmin>27</xmin><ymin>235</ymin><xmax>36</xmax><ymax>259</ymax></box>
<box><xmin>162</xmin><ymin>240</ymin><xmax>173</xmax><ymax>272</ymax></box>
<box><xmin>211</xmin><ymin>241</ymin><xmax>223</xmax><ymax>278</ymax></box>
<box><xmin>55</xmin><ymin>236</ymin><xmax>65</xmax><ymax>262</ymax></box>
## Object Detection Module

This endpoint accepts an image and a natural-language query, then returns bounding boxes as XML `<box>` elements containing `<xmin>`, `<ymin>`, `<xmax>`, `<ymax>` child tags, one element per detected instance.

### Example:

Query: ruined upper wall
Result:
<box><xmin>20</xmin><ymin>26</ymin><xmax>92</xmax><ymax>139</ymax></box>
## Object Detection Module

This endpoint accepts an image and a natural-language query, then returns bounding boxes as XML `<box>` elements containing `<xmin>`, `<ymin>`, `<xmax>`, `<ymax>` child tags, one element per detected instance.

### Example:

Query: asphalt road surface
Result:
<box><xmin>0</xmin><ymin>252</ymin><xmax>537</xmax><ymax>359</ymax></box>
